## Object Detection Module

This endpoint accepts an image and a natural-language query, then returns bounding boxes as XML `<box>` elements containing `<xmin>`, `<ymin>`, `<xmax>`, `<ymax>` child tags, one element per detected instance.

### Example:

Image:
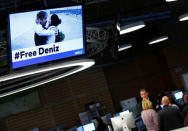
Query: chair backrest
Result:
<box><xmin>135</xmin><ymin>119</ymin><xmax>147</xmax><ymax>131</ymax></box>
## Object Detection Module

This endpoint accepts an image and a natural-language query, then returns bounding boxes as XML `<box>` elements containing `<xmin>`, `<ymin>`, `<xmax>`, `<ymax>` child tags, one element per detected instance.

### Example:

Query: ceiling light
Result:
<box><xmin>179</xmin><ymin>13</ymin><xmax>188</xmax><ymax>22</ymax></box>
<box><xmin>148</xmin><ymin>36</ymin><xmax>168</xmax><ymax>45</ymax></box>
<box><xmin>120</xmin><ymin>21</ymin><xmax>145</xmax><ymax>35</ymax></box>
<box><xmin>118</xmin><ymin>44</ymin><xmax>132</xmax><ymax>52</ymax></box>
<box><xmin>116</xmin><ymin>22</ymin><xmax>120</xmax><ymax>31</ymax></box>
<box><xmin>165</xmin><ymin>0</ymin><xmax>177</xmax><ymax>2</ymax></box>
<box><xmin>0</xmin><ymin>59</ymin><xmax>95</xmax><ymax>97</ymax></box>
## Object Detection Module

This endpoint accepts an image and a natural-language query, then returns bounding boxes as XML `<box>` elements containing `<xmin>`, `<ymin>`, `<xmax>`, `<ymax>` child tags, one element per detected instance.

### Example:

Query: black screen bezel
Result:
<box><xmin>8</xmin><ymin>3</ymin><xmax>87</xmax><ymax>71</ymax></box>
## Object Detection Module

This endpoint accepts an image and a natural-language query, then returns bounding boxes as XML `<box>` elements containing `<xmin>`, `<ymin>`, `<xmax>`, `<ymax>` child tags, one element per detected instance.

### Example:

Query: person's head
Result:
<box><xmin>168</xmin><ymin>95</ymin><xmax>176</xmax><ymax>105</ymax></box>
<box><xmin>142</xmin><ymin>99</ymin><xmax>153</xmax><ymax>110</ymax></box>
<box><xmin>161</xmin><ymin>96</ymin><xmax>170</xmax><ymax>106</ymax></box>
<box><xmin>140</xmin><ymin>88</ymin><xmax>149</xmax><ymax>99</ymax></box>
<box><xmin>49</xmin><ymin>14</ymin><xmax>61</xmax><ymax>26</ymax></box>
<box><xmin>36</xmin><ymin>11</ymin><xmax>48</xmax><ymax>26</ymax></box>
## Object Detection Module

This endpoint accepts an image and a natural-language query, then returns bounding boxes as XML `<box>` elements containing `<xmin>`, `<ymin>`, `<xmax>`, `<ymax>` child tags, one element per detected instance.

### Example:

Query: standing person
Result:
<box><xmin>141</xmin><ymin>99</ymin><xmax>159</xmax><ymax>131</ymax></box>
<box><xmin>34</xmin><ymin>11</ymin><xmax>57</xmax><ymax>46</ymax></box>
<box><xmin>139</xmin><ymin>89</ymin><xmax>160</xmax><ymax>112</ymax></box>
<box><xmin>158</xmin><ymin>96</ymin><xmax>184</xmax><ymax>131</ymax></box>
<box><xmin>168</xmin><ymin>95</ymin><xmax>179</xmax><ymax>110</ymax></box>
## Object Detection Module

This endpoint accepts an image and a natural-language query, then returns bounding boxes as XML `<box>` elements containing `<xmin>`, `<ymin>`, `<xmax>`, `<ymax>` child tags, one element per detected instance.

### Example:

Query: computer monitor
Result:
<box><xmin>111</xmin><ymin>116</ymin><xmax>129</xmax><ymax>131</ymax></box>
<box><xmin>91</xmin><ymin>119</ymin><xmax>97</xmax><ymax>127</ymax></box>
<box><xmin>172</xmin><ymin>90</ymin><xmax>184</xmax><ymax>105</ymax></box>
<box><xmin>83</xmin><ymin>123</ymin><xmax>95</xmax><ymax>131</ymax></box>
<box><xmin>111</xmin><ymin>112</ymin><xmax>136</xmax><ymax>131</ymax></box>
<box><xmin>174</xmin><ymin>91</ymin><xmax>183</xmax><ymax>100</ymax></box>
<box><xmin>121</xmin><ymin>112</ymin><xmax>136</xmax><ymax>129</ymax></box>
<box><xmin>120</xmin><ymin>110</ymin><xmax>130</xmax><ymax>116</ymax></box>
<box><xmin>77</xmin><ymin>126</ymin><xmax>84</xmax><ymax>131</ymax></box>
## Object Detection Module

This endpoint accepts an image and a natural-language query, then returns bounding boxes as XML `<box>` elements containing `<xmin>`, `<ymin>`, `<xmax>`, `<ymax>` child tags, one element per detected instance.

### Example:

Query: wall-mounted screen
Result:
<box><xmin>9</xmin><ymin>5</ymin><xmax>85</xmax><ymax>69</ymax></box>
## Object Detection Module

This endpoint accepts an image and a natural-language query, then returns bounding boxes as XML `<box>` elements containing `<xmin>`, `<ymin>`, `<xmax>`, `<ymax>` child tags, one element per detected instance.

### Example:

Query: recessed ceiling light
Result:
<box><xmin>165</xmin><ymin>0</ymin><xmax>177</xmax><ymax>2</ymax></box>
<box><xmin>148</xmin><ymin>36</ymin><xmax>168</xmax><ymax>45</ymax></box>
<box><xmin>179</xmin><ymin>13</ymin><xmax>188</xmax><ymax>22</ymax></box>
<box><xmin>118</xmin><ymin>44</ymin><xmax>132</xmax><ymax>51</ymax></box>
<box><xmin>120</xmin><ymin>21</ymin><xmax>145</xmax><ymax>35</ymax></box>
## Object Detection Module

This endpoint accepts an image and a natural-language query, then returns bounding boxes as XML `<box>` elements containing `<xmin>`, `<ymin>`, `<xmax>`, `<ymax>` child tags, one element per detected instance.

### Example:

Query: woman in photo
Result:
<box><xmin>46</xmin><ymin>14</ymin><xmax>64</xmax><ymax>44</ymax></box>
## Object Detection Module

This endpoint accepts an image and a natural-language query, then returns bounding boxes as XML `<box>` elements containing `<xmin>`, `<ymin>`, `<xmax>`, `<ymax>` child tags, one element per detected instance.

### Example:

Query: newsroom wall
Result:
<box><xmin>163</xmin><ymin>41</ymin><xmax>188</xmax><ymax>89</ymax></box>
<box><xmin>103</xmin><ymin>46</ymin><xmax>186</xmax><ymax>112</ymax></box>
<box><xmin>2</xmin><ymin>68</ymin><xmax>115</xmax><ymax>131</ymax></box>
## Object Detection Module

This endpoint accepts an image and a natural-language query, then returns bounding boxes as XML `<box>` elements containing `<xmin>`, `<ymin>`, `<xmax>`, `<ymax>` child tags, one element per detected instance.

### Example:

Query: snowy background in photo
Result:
<box><xmin>9</xmin><ymin>6</ymin><xmax>84</xmax><ymax>50</ymax></box>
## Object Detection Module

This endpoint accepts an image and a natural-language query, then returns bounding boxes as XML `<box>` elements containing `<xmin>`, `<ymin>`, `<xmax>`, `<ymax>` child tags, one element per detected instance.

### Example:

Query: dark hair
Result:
<box><xmin>37</xmin><ymin>11</ymin><xmax>47</xmax><ymax>20</ymax></box>
<box><xmin>168</xmin><ymin>95</ymin><xmax>176</xmax><ymax>104</ymax></box>
<box><xmin>140</xmin><ymin>88</ymin><xmax>147</xmax><ymax>93</ymax></box>
<box><xmin>50</xmin><ymin>14</ymin><xmax>61</xmax><ymax>26</ymax></box>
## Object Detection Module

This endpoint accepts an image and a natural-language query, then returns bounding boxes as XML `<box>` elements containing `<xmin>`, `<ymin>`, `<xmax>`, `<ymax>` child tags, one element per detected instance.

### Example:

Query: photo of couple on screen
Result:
<box><xmin>34</xmin><ymin>11</ymin><xmax>65</xmax><ymax>46</ymax></box>
<box><xmin>9</xmin><ymin>5</ymin><xmax>85</xmax><ymax>69</ymax></box>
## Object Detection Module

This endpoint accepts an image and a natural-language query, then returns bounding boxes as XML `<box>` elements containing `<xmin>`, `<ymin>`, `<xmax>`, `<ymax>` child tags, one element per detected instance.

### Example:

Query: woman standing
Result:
<box><xmin>141</xmin><ymin>99</ymin><xmax>159</xmax><ymax>131</ymax></box>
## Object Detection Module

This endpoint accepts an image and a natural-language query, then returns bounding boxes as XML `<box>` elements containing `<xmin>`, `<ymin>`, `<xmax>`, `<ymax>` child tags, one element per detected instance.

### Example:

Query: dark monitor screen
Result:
<box><xmin>9</xmin><ymin>5</ymin><xmax>85</xmax><ymax>69</ymax></box>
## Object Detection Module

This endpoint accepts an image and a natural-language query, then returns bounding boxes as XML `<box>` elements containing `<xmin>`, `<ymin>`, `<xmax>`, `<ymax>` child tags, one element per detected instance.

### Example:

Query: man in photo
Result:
<box><xmin>34</xmin><ymin>11</ymin><xmax>57</xmax><ymax>46</ymax></box>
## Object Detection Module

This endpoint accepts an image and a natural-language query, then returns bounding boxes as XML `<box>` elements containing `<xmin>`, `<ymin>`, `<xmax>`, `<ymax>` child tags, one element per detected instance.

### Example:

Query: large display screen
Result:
<box><xmin>9</xmin><ymin>5</ymin><xmax>85</xmax><ymax>69</ymax></box>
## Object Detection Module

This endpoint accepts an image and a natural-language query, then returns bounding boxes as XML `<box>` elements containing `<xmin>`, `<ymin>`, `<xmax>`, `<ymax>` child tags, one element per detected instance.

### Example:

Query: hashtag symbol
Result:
<box><xmin>15</xmin><ymin>52</ymin><xmax>20</xmax><ymax>60</ymax></box>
